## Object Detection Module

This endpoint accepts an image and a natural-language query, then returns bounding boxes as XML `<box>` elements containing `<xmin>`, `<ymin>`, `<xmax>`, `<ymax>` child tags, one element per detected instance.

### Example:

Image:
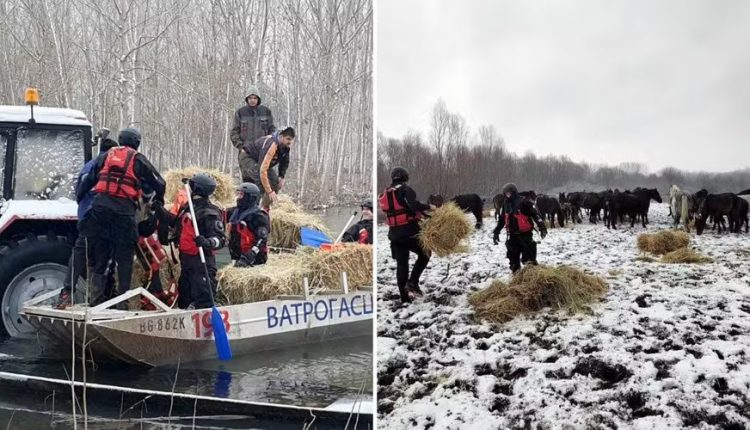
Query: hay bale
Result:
<box><xmin>269</xmin><ymin>194</ymin><xmax>331</xmax><ymax>249</ymax></box>
<box><xmin>636</xmin><ymin>230</ymin><xmax>690</xmax><ymax>255</ymax></box>
<box><xmin>309</xmin><ymin>244</ymin><xmax>372</xmax><ymax>290</ymax></box>
<box><xmin>164</xmin><ymin>167</ymin><xmax>235</xmax><ymax>208</ymax></box>
<box><xmin>661</xmin><ymin>247</ymin><xmax>713</xmax><ymax>264</ymax></box>
<box><xmin>469</xmin><ymin>265</ymin><xmax>608</xmax><ymax>324</ymax></box>
<box><xmin>217</xmin><ymin>252</ymin><xmax>313</xmax><ymax>304</ymax></box>
<box><xmin>217</xmin><ymin>245</ymin><xmax>373</xmax><ymax>304</ymax></box>
<box><xmin>419</xmin><ymin>203</ymin><xmax>473</xmax><ymax>257</ymax></box>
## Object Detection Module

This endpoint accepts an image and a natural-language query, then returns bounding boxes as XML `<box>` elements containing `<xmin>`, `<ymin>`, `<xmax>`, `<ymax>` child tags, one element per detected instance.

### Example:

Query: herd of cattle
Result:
<box><xmin>426</xmin><ymin>187</ymin><xmax>750</xmax><ymax>235</ymax></box>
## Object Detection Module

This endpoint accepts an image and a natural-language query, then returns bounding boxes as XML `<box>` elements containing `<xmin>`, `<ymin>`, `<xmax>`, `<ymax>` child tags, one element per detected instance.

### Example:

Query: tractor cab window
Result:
<box><xmin>14</xmin><ymin>128</ymin><xmax>84</xmax><ymax>200</ymax></box>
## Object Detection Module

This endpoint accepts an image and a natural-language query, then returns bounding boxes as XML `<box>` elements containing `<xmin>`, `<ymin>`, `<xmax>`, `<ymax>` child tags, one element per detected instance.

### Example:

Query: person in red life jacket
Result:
<box><xmin>379</xmin><ymin>167</ymin><xmax>433</xmax><ymax>303</ymax></box>
<box><xmin>78</xmin><ymin>128</ymin><xmax>166</xmax><ymax>308</ymax></box>
<box><xmin>493</xmin><ymin>183</ymin><xmax>547</xmax><ymax>273</ymax></box>
<box><xmin>342</xmin><ymin>201</ymin><xmax>373</xmax><ymax>244</ymax></box>
<box><xmin>156</xmin><ymin>173</ymin><xmax>226</xmax><ymax>309</ymax></box>
<box><xmin>227</xmin><ymin>182</ymin><xmax>270</xmax><ymax>267</ymax></box>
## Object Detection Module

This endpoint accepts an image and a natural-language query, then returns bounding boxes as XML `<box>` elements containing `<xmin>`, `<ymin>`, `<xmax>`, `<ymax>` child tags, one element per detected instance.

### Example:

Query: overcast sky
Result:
<box><xmin>376</xmin><ymin>0</ymin><xmax>750</xmax><ymax>173</ymax></box>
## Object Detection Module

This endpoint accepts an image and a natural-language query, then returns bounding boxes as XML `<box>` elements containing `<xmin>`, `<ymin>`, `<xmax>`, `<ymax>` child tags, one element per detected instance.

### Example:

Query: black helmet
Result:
<box><xmin>238</xmin><ymin>182</ymin><xmax>260</xmax><ymax>199</ymax></box>
<box><xmin>361</xmin><ymin>201</ymin><xmax>373</xmax><ymax>211</ymax></box>
<box><xmin>502</xmin><ymin>183</ymin><xmax>518</xmax><ymax>195</ymax></box>
<box><xmin>189</xmin><ymin>173</ymin><xmax>217</xmax><ymax>197</ymax></box>
<box><xmin>237</xmin><ymin>182</ymin><xmax>260</xmax><ymax>209</ymax></box>
<box><xmin>118</xmin><ymin>127</ymin><xmax>141</xmax><ymax>149</ymax></box>
<box><xmin>391</xmin><ymin>167</ymin><xmax>409</xmax><ymax>183</ymax></box>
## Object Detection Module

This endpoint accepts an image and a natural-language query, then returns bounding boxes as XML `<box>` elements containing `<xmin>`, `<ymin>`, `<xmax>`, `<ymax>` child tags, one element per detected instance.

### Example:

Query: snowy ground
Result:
<box><xmin>377</xmin><ymin>203</ymin><xmax>750</xmax><ymax>430</ymax></box>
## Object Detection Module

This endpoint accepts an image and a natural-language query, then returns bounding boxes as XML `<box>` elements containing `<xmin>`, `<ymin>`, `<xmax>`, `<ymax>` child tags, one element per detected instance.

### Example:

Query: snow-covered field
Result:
<box><xmin>377</xmin><ymin>203</ymin><xmax>750</xmax><ymax>429</ymax></box>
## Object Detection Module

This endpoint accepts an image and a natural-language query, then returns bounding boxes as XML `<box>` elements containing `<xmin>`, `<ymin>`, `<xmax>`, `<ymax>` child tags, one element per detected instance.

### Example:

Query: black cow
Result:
<box><xmin>731</xmin><ymin>196</ymin><xmax>749</xmax><ymax>233</ymax></box>
<box><xmin>536</xmin><ymin>194</ymin><xmax>564</xmax><ymax>228</ymax></box>
<box><xmin>695</xmin><ymin>193</ymin><xmax>736</xmax><ymax>235</ymax></box>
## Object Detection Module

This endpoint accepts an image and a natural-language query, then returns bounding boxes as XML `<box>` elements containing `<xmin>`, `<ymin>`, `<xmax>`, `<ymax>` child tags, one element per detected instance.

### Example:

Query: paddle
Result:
<box><xmin>183</xmin><ymin>180</ymin><xmax>232</xmax><ymax>361</ymax></box>
<box><xmin>334</xmin><ymin>210</ymin><xmax>359</xmax><ymax>243</ymax></box>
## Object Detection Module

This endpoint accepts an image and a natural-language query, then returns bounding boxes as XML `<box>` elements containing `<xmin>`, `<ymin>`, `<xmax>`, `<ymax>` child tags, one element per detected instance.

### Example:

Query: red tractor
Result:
<box><xmin>0</xmin><ymin>89</ymin><xmax>105</xmax><ymax>337</ymax></box>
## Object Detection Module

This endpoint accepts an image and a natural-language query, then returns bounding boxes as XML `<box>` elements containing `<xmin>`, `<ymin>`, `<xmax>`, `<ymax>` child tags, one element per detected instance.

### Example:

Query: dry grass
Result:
<box><xmin>217</xmin><ymin>252</ymin><xmax>312</xmax><ymax>304</ymax></box>
<box><xmin>634</xmin><ymin>255</ymin><xmax>656</xmax><ymax>263</ymax></box>
<box><xmin>419</xmin><ymin>203</ymin><xmax>473</xmax><ymax>257</ymax></box>
<box><xmin>309</xmin><ymin>244</ymin><xmax>373</xmax><ymax>290</ymax></box>
<box><xmin>217</xmin><ymin>244</ymin><xmax>372</xmax><ymax>304</ymax></box>
<box><xmin>660</xmin><ymin>247</ymin><xmax>713</xmax><ymax>264</ymax></box>
<box><xmin>636</xmin><ymin>230</ymin><xmax>690</xmax><ymax>255</ymax></box>
<box><xmin>163</xmin><ymin>167</ymin><xmax>235</xmax><ymax>208</ymax></box>
<box><xmin>469</xmin><ymin>265</ymin><xmax>608</xmax><ymax>324</ymax></box>
<box><xmin>268</xmin><ymin>194</ymin><xmax>331</xmax><ymax>249</ymax></box>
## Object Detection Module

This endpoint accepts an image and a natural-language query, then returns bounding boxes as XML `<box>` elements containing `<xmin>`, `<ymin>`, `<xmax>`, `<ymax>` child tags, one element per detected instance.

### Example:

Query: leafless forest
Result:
<box><xmin>0</xmin><ymin>0</ymin><xmax>372</xmax><ymax>205</ymax></box>
<box><xmin>377</xmin><ymin>99</ymin><xmax>750</xmax><ymax>197</ymax></box>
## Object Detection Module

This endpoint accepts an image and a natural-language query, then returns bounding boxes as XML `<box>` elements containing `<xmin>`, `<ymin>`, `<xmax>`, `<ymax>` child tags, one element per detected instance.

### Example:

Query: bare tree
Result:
<box><xmin>0</xmin><ymin>0</ymin><xmax>372</xmax><ymax>206</ymax></box>
<box><xmin>378</xmin><ymin>99</ymin><xmax>750</xmax><ymax>197</ymax></box>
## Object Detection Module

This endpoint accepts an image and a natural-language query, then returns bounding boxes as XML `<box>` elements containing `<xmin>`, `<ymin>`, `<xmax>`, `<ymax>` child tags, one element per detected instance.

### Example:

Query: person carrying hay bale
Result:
<box><xmin>418</xmin><ymin>202</ymin><xmax>473</xmax><ymax>256</ymax></box>
<box><xmin>156</xmin><ymin>173</ymin><xmax>226</xmax><ymax>309</ymax></box>
<box><xmin>240</xmin><ymin>127</ymin><xmax>296</xmax><ymax>209</ymax></box>
<box><xmin>227</xmin><ymin>183</ymin><xmax>271</xmax><ymax>267</ymax></box>
<box><xmin>493</xmin><ymin>183</ymin><xmax>547</xmax><ymax>273</ymax></box>
<box><xmin>379</xmin><ymin>167</ymin><xmax>433</xmax><ymax>303</ymax></box>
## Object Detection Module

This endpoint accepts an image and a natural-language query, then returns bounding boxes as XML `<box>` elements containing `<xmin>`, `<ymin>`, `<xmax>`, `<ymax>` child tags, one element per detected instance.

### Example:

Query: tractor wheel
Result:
<box><xmin>0</xmin><ymin>233</ymin><xmax>71</xmax><ymax>337</ymax></box>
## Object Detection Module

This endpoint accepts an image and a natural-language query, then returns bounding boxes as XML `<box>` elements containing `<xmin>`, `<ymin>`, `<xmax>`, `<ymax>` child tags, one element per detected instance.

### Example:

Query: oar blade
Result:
<box><xmin>211</xmin><ymin>306</ymin><xmax>232</xmax><ymax>361</ymax></box>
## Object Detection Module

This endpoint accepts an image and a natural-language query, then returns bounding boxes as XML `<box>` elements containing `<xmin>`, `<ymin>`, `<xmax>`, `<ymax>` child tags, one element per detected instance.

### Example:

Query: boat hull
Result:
<box><xmin>23</xmin><ymin>291</ymin><xmax>374</xmax><ymax>366</ymax></box>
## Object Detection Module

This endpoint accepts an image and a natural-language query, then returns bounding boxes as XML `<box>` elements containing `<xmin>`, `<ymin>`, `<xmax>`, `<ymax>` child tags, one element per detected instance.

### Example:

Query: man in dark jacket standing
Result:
<box><xmin>230</xmin><ymin>85</ymin><xmax>276</xmax><ymax>181</ymax></box>
<box><xmin>79</xmin><ymin>128</ymin><xmax>166</xmax><ymax>308</ymax></box>
<box><xmin>342</xmin><ymin>201</ymin><xmax>373</xmax><ymax>244</ymax></box>
<box><xmin>379</xmin><ymin>167</ymin><xmax>432</xmax><ymax>303</ymax></box>
<box><xmin>493</xmin><ymin>183</ymin><xmax>547</xmax><ymax>273</ymax></box>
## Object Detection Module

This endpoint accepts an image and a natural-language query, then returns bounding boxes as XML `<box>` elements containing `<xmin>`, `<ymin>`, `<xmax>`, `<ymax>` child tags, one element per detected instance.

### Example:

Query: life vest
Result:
<box><xmin>378</xmin><ymin>186</ymin><xmax>420</xmax><ymax>227</ymax></box>
<box><xmin>176</xmin><ymin>205</ymin><xmax>222</xmax><ymax>256</ymax></box>
<box><xmin>504</xmin><ymin>209</ymin><xmax>533</xmax><ymax>233</ymax></box>
<box><xmin>94</xmin><ymin>146</ymin><xmax>140</xmax><ymax>200</ymax></box>
<box><xmin>229</xmin><ymin>209</ymin><xmax>268</xmax><ymax>254</ymax></box>
<box><xmin>228</xmin><ymin>222</ymin><xmax>269</xmax><ymax>254</ymax></box>
<box><xmin>358</xmin><ymin>228</ymin><xmax>369</xmax><ymax>244</ymax></box>
<box><xmin>138</xmin><ymin>234</ymin><xmax>166</xmax><ymax>272</ymax></box>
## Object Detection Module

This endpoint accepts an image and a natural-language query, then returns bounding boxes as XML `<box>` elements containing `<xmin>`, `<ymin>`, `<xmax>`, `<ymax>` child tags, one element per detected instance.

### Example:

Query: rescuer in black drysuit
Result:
<box><xmin>227</xmin><ymin>182</ymin><xmax>271</xmax><ymax>267</ymax></box>
<box><xmin>493</xmin><ymin>183</ymin><xmax>547</xmax><ymax>273</ymax></box>
<box><xmin>78</xmin><ymin>128</ymin><xmax>166</xmax><ymax>309</ymax></box>
<box><xmin>157</xmin><ymin>173</ymin><xmax>226</xmax><ymax>309</ymax></box>
<box><xmin>341</xmin><ymin>201</ymin><xmax>374</xmax><ymax>244</ymax></box>
<box><xmin>379</xmin><ymin>167</ymin><xmax>432</xmax><ymax>303</ymax></box>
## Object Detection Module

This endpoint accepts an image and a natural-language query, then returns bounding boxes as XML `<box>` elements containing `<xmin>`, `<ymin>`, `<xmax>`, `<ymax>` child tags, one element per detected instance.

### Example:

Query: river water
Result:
<box><xmin>0</xmin><ymin>206</ymin><xmax>372</xmax><ymax>429</ymax></box>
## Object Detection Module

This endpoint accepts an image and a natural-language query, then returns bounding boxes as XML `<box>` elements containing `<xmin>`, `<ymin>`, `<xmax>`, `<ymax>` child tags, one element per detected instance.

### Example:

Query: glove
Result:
<box><xmin>235</xmin><ymin>253</ymin><xmax>256</xmax><ymax>268</ymax></box>
<box><xmin>540</xmin><ymin>228</ymin><xmax>548</xmax><ymax>240</ymax></box>
<box><xmin>194</xmin><ymin>235</ymin><xmax>211</xmax><ymax>248</ymax></box>
<box><xmin>492</xmin><ymin>231</ymin><xmax>500</xmax><ymax>245</ymax></box>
